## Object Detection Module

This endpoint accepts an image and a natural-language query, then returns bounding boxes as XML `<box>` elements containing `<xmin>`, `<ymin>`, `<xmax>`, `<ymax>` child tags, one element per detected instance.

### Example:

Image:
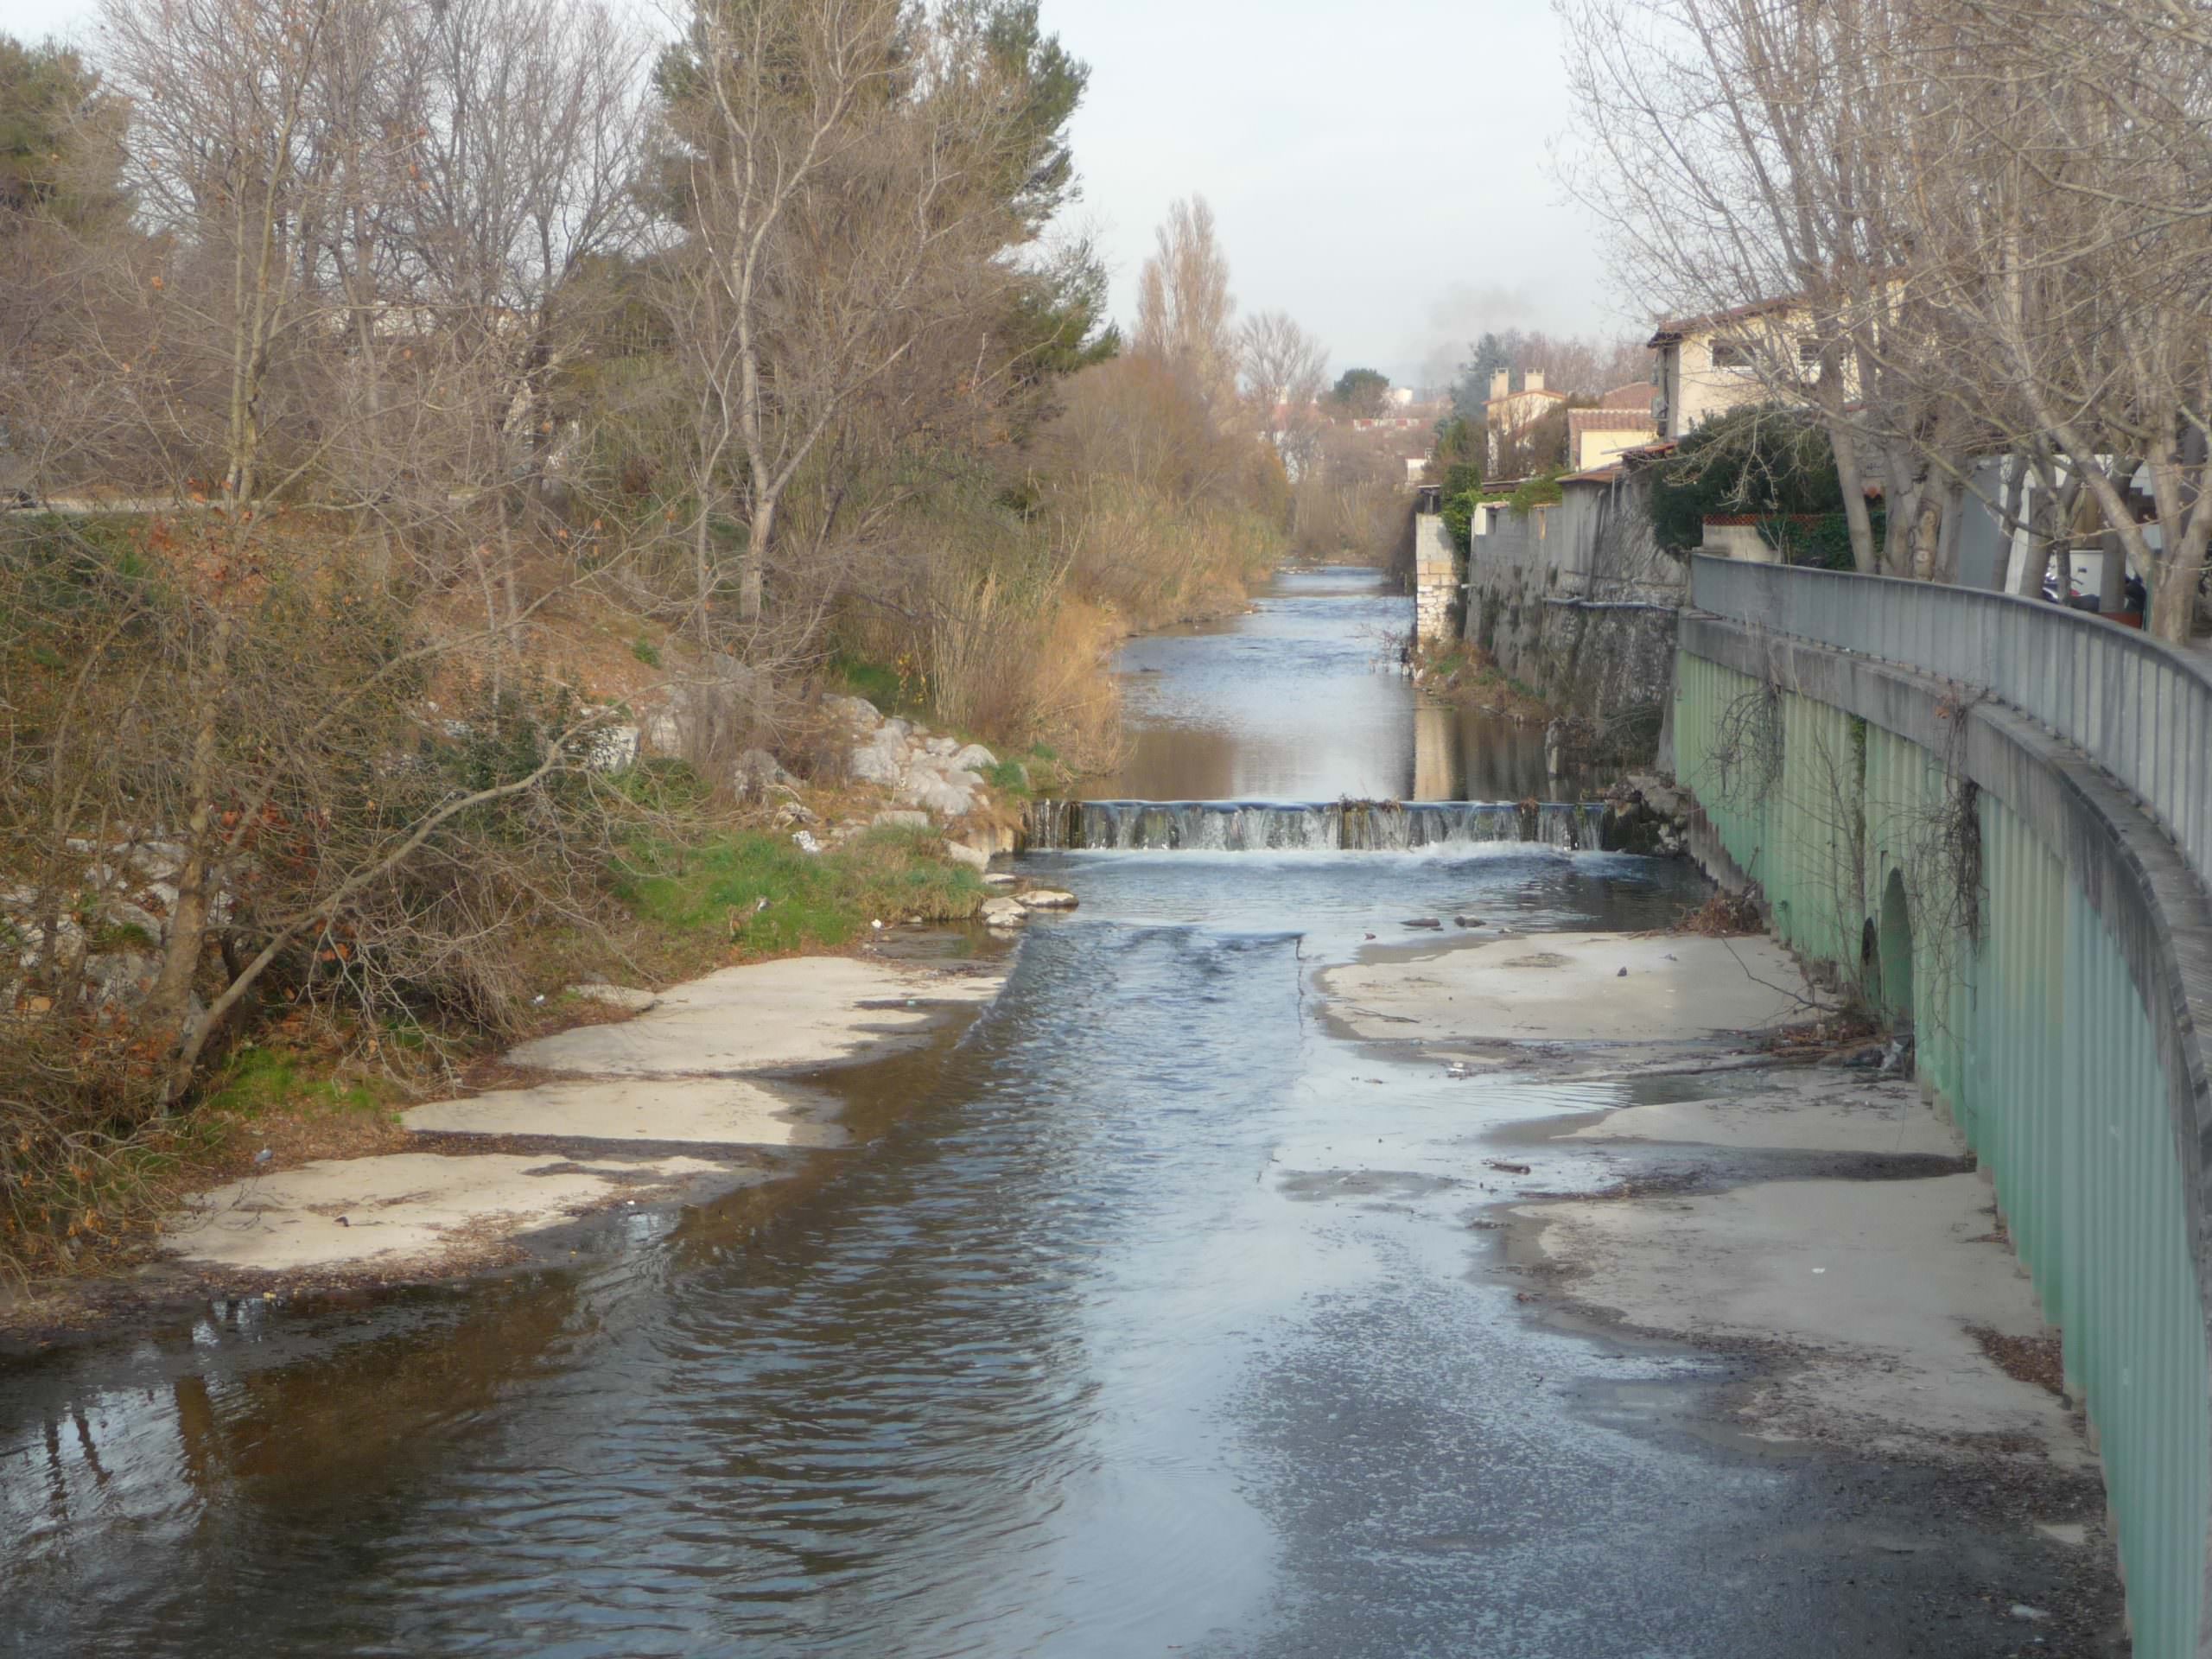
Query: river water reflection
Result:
<box><xmin>7</xmin><ymin>565</ymin><xmax>1990</xmax><ymax>1659</ymax></box>
<box><xmin>1081</xmin><ymin>565</ymin><xmax>1553</xmax><ymax>802</ymax></box>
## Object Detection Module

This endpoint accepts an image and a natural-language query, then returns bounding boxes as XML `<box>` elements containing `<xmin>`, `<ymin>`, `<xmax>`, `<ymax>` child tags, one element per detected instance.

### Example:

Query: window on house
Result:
<box><xmin>1709</xmin><ymin>339</ymin><xmax>1751</xmax><ymax>370</ymax></box>
<box><xmin>1797</xmin><ymin>337</ymin><xmax>1823</xmax><ymax>367</ymax></box>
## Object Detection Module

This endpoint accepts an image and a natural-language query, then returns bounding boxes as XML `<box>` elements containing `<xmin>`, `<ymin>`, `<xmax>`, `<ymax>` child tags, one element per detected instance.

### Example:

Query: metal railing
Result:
<box><xmin>1690</xmin><ymin>555</ymin><xmax>2212</xmax><ymax>898</ymax></box>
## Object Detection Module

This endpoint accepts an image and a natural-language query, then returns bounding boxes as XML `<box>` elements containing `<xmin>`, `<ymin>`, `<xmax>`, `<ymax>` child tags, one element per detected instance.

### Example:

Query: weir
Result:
<box><xmin>1022</xmin><ymin>798</ymin><xmax>1602</xmax><ymax>853</ymax></box>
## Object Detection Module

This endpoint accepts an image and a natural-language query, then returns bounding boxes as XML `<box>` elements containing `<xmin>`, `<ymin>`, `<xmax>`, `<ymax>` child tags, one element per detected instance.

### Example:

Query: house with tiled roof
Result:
<box><xmin>1567</xmin><ymin>405</ymin><xmax>1660</xmax><ymax>471</ymax></box>
<box><xmin>1480</xmin><ymin>369</ymin><xmax>1567</xmax><ymax>473</ymax></box>
<box><xmin>1646</xmin><ymin>297</ymin><xmax>1812</xmax><ymax>438</ymax></box>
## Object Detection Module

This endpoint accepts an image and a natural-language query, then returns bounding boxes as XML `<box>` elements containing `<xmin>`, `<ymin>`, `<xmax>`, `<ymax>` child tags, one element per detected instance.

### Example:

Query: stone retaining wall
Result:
<box><xmin>1462</xmin><ymin>471</ymin><xmax>1685</xmax><ymax>766</ymax></box>
<box><xmin>1413</xmin><ymin>513</ymin><xmax>1459</xmax><ymax>646</ymax></box>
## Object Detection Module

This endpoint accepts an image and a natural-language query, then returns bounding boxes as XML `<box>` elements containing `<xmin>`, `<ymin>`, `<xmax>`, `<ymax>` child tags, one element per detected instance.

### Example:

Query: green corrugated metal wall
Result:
<box><xmin>1677</xmin><ymin>650</ymin><xmax>2210</xmax><ymax>1656</ymax></box>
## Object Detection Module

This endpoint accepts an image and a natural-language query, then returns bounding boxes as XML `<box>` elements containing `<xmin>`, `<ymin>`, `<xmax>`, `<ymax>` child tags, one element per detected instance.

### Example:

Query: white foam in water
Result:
<box><xmin>1024</xmin><ymin>800</ymin><xmax>1602</xmax><ymax>853</ymax></box>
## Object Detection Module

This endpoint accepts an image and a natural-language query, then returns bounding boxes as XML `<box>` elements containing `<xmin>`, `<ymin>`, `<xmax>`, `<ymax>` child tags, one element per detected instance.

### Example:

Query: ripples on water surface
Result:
<box><xmin>4</xmin><ymin>566</ymin><xmax>1804</xmax><ymax>1658</ymax></box>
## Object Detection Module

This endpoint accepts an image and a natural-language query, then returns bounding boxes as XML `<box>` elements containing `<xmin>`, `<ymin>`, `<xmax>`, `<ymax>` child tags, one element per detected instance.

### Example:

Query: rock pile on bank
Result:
<box><xmin>830</xmin><ymin>695</ymin><xmax>1001</xmax><ymax>816</ymax></box>
<box><xmin>800</xmin><ymin>694</ymin><xmax>1018</xmax><ymax>865</ymax></box>
<box><xmin>1596</xmin><ymin>773</ymin><xmax>1690</xmax><ymax>858</ymax></box>
<box><xmin>2</xmin><ymin>835</ymin><xmax>216</xmax><ymax>1020</ymax></box>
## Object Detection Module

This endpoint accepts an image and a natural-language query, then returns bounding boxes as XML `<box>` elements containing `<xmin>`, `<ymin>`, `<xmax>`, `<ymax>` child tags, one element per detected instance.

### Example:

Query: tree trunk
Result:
<box><xmin>2151</xmin><ymin>502</ymin><xmax>2211</xmax><ymax>645</ymax></box>
<box><xmin>1999</xmin><ymin>454</ymin><xmax>2037</xmax><ymax>595</ymax></box>
<box><xmin>1911</xmin><ymin>485</ymin><xmax>1943</xmax><ymax>582</ymax></box>
<box><xmin>741</xmin><ymin>494</ymin><xmax>771</xmax><ymax>622</ymax></box>
<box><xmin>1827</xmin><ymin>417</ymin><xmax>1878</xmax><ymax>575</ymax></box>
<box><xmin>147</xmin><ymin>609</ymin><xmax>233</xmax><ymax>1103</ymax></box>
<box><xmin>693</xmin><ymin>474</ymin><xmax>718</xmax><ymax>650</ymax></box>
<box><xmin>496</xmin><ymin>488</ymin><xmax>524</xmax><ymax>658</ymax></box>
<box><xmin>1881</xmin><ymin>459</ymin><xmax>1918</xmax><ymax>578</ymax></box>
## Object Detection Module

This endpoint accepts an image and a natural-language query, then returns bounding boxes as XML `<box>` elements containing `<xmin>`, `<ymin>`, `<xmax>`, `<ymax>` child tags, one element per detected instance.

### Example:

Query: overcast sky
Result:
<box><xmin>0</xmin><ymin>0</ymin><xmax>1633</xmax><ymax>388</ymax></box>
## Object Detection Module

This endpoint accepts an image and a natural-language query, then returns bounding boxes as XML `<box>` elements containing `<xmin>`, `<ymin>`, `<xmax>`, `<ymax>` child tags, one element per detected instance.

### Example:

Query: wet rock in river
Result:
<box><xmin>1402</xmin><ymin>917</ymin><xmax>1443</xmax><ymax>930</ymax></box>
<box><xmin>1598</xmin><ymin>772</ymin><xmax>1691</xmax><ymax>857</ymax></box>
<box><xmin>1017</xmin><ymin>889</ymin><xmax>1078</xmax><ymax>911</ymax></box>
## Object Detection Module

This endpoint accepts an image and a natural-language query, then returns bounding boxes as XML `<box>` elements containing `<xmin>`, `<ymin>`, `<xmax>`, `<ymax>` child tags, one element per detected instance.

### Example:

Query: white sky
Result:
<box><xmin>0</xmin><ymin>0</ymin><xmax>1634</xmax><ymax>387</ymax></box>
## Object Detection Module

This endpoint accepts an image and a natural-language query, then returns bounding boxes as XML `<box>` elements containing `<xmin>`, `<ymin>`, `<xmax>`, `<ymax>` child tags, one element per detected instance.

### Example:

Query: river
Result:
<box><xmin>0</xmin><ymin>567</ymin><xmax>2090</xmax><ymax>1656</ymax></box>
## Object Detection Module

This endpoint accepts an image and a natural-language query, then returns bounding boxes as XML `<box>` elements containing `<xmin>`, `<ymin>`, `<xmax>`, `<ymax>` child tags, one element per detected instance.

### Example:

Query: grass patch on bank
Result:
<box><xmin>200</xmin><ymin>1046</ymin><xmax>397</xmax><ymax>1121</ymax></box>
<box><xmin>1414</xmin><ymin>642</ymin><xmax>1551</xmax><ymax>721</ymax></box>
<box><xmin>619</xmin><ymin>823</ymin><xmax>984</xmax><ymax>960</ymax></box>
<box><xmin>829</xmin><ymin>652</ymin><xmax>927</xmax><ymax>719</ymax></box>
<box><xmin>182</xmin><ymin>1037</ymin><xmax>414</xmax><ymax>1190</ymax></box>
<box><xmin>981</xmin><ymin>742</ymin><xmax>1077</xmax><ymax>799</ymax></box>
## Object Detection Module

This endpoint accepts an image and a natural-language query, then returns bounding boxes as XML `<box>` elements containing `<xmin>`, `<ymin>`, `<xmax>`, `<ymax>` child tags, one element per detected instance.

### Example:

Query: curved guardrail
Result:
<box><xmin>1688</xmin><ymin>553</ymin><xmax>2212</xmax><ymax>1656</ymax></box>
<box><xmin>1691</xmin><ymin>555</ymin><xmax>2212</xmax><ymax>900</ymax></box>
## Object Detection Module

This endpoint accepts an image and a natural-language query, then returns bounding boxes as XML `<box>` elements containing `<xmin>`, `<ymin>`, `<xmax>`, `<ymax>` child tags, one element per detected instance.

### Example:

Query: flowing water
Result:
<box><xmin>1073</xmin><ymin>565</ymin><xmax>1552</xmax><ymax>803</ymax></box>
<box><xmin>1021</xmin><ymin>799</ymin><xmax>1603</xmax><ymax>852</ymax></box>
<box><xmin>0</xmin><ymin>567</ymin><xmax>2088</xmax><ymax>1656</ymax></box>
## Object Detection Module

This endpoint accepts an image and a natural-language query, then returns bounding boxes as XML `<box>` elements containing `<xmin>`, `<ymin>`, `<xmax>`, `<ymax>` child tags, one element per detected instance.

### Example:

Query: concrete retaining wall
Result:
<box><xmin>1676</xmin><ymin>613</ymin><xmax>2212</xmax><ymax>1657</ymax></box>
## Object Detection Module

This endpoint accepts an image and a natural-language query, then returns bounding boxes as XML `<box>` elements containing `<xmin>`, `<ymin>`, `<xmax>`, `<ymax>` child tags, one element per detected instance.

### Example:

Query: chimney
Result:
<box><xmin>1525</xmin><ymin>370</ymin><xmax>1546</xmax><ymax>393</ymax></box>
<box><xmin>1489</xmin><ymin>369</ymin><xmax>1510</xmax><ymax>401</ymax></box>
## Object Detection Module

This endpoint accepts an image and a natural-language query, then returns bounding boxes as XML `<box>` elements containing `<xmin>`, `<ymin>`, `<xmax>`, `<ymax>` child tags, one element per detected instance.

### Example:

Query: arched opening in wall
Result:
<box><xmin>1877</xmin><ymin>868</ymin><xmax>1915</xmax><ymax>1030</ymax></box>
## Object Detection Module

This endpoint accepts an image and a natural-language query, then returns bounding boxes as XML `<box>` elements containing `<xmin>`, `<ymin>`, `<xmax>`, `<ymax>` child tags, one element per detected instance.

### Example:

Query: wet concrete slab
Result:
<box><xmin>403</xmin><ymin>1077</ymin><xmax>848</xmax><ymax>1148</ymax></box>
<box><xmin>1555</xmin><ymin>1067</ymin><xmax>1962</xmax><ymax>1155</ymax></box>
<box><xmin>1321</xmin><ymin>931</ymin><xmax>1815</xmax><ymax>1045</ymax></box>
<box><xmin>155</xmin><ymin>951</ymin><xmax>1007</xmax><ymax>1285</ymax></box>
<box><xmin>162</xmin><ymin>1152</ymin><xmax>758</xmax><ymax>1274</ymax></box>
<box><xmin>506</xmin><ymin>955</ymin><xmax>1005</xmax><ymax>1076</ymax></box>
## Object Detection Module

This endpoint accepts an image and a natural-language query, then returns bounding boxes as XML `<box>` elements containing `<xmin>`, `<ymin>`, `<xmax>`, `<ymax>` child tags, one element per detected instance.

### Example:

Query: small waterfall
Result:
<box><xmin>1021</xmin><ymin>799</ymin><xmax>1604</xmax><ymax>852</ymax></box>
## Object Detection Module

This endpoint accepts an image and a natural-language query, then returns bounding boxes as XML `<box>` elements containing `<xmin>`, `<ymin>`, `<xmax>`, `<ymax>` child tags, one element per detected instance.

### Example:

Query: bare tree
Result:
<box><xmin>1890</xmin><ymin>2</ymin><xmax>2212</xmax><ymax>633</ymax></box>
<box><xmin>1237</xmin><ymin>308</ymin><xmax>1328</xmax><ymax>476</ymax></box>
<box><xmin>658</xmin><ymin>0</ymin><xmax>1043</xmax><ymax>631</ymax></box>
<box><xmin>1133</xmin><ymin>194</ymin><xmax>1237</xmax><ymax>416</ymax></box>
<box><xmin>22</xmin><ymin>0</ymin><xmax>656</xmax><ymax>1096</ymax></box>
<box><xmin>391</xmin><ymin>0</ymin><xmax>651</xmax><ymax>647</ymax></box>
<box><xmin>1558</xmin><ymin>0</ymin><xmax>2212</xmax><ymax>634</ymax></box>
<box><xmin>1555</xmin><ymin>0</ymin><xmax>1963</xmax><ymax>577</ymax></box>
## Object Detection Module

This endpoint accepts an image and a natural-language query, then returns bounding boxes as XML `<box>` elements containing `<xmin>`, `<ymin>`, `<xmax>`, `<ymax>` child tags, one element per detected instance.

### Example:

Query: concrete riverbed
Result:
<box><xmin>1311</xmin><ymin>918</ymin><xmax>2122</xmax><ymax>1652</ymax></box>
<box><xmin>0</xmin><ymin>567</ymin><xmax>2127</xmax><ymax>1657</ymax></box>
